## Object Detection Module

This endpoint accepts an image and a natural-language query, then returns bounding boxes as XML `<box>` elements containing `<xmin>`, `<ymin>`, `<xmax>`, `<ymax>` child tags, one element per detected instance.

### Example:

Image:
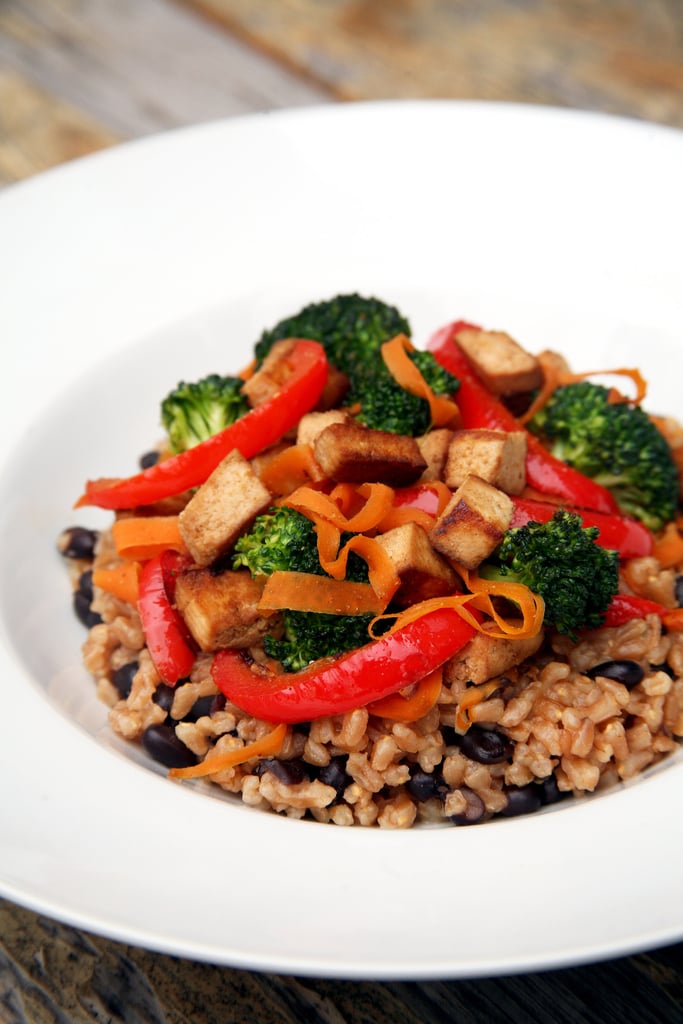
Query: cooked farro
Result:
<box><xmin>62</xmin><ymin>304</ymin><xmax>683</xmax><ymax>827</ymax></box>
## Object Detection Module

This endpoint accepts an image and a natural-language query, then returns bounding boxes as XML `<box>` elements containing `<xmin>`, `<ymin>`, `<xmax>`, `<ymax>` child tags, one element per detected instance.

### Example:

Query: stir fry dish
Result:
<box><xmin>59</xmin><ymin>294</ymin><xmax>683</xmax><ymax>828</ymax></box>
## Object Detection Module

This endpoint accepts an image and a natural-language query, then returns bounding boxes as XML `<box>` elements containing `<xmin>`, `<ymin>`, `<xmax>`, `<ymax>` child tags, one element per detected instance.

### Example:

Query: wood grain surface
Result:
<box><xmin>182</xmin><ymin>0</ymin><xmax>683</xmax><ymax>125</ymax></box>
<box><xmin>2</xmin><ymin>900</ymin><xmax>683</xmax><ymax>1024</ymax></box>
<box><xmin>2</xmin><ymin>1</ymin><xmax>683</xmax><ymax>1021</ymax></box>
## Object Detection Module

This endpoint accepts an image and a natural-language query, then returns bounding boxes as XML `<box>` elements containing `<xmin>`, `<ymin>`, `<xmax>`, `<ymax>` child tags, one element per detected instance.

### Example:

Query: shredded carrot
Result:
<box><xmin>258</xmin><ymin>571</ymin><xmax>388</xmax><ymax>615</ymax></box>
<box><xmin>366</xmin><ymin>667</ymin><xmax>443</xmax><ymax>722</ymax></box>
<box><xmin>318</xmin><ymin>534</ymin><xmax>400</xmax><ymax>605</ymax></box>
<box><xmin>238</xmin><ymin>358</ymin><xmax>257</xmax><ymax>381</ymax></box>
<box><xmin>169</xmin><ymin>722</ymin><xmax>288</xmax><ymax>780</ymax></box>
<box><xmin>518</xmin><ymin>354</ymin><xmax>648</xmax><ymax>425</ymax></box>
<box><xmin>92</xmin><ymin>561</ymin><xmax>141</xmax><ymax>605</ymax></box>
<box><xmin>377</xmin><ymin>480</ymin><xmax>453</xmax><ymax>532</ymax></box>
<box><xmin>381</xmin><ymin>334</ymin><xmax>461</xmax><ymax>428</ymax></box>
<box><xmin>259</xmin><ymin>444</ymin><xmax>321</xmax><ymax>495</ymax></box>
<box><xmin>662</xmin><ymin>608</ymin><xmax>683</xmax><ymax>632</ymax></box>
<box><xmin>372</xmin><ymin>568</ymin><xmax>545</xmax><ymax>643</ymax></box>
<box><xmin>456</xmin><ymin>681</ymin><xmax>501</xmax><ymax>731</ymax></box>
<box><xmin>285</xmin><ymin>482</ymin><xmax>395</xmax><ymax>533</ymax></box>
<box><xmin>112</xmin><ymin>516</ymin><xmax>187</xmax><ymax>560</ymax></box>
<box><xmin>652</xmin><ymin>522</ymin><xmax>683</xmax><ymax>569</ymax></box>
<box><xmin>375</xmin><ymin>506</ymin><xmax>435</xmax><ymax>532</ymax></box>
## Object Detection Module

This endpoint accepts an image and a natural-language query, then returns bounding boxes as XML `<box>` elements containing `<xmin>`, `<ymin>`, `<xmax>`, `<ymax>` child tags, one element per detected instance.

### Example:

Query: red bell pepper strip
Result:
<box><xmin>160</xmin><ymin>549</ymin><xmax>194</xmax><ymax>602</ymax></box>
<box><xmin>76</xmin><ymin>339</ymin><xmax>328</xmax><ymax>510</ymax></box>
<box><xmin>602</xmin><ymin>593</ymin><xmax>669</xmax><ymax>628</ymax></box>
<box><xmin>211</xmin><ymin>607</ymin><xmax>476</xmax><ymax>723</ymax></box>
<box><xmin>138</xmin><ymin>554</ymin><xmax>196</xmax><ymax>684</ymax></box>
<box><xmin>510</xmin><ymin>497</ymin><xmax>653</xmax><ymax>560</ymax></box>
<box><xmin>392</xmin><ymin>486</ymin><xmax>652</xmax><ymax>560</ymax></box>
<box><xmin>427</xmin><ymin>322</ymin><xmax>620</xmax><ymax>515</ymax></box>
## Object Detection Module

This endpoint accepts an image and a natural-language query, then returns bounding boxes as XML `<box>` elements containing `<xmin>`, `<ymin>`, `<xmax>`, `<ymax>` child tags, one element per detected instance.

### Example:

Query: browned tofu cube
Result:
<box><xmin>416</xmin><ymin>428</ymin><xmax>453</xmax><ymax>482</ymax></box>
<box><xmin>444</xmin><ymin>429</ymin><xmax>527</xmax><ymax>495</ymax></box>
<box><xmin>455</xmin><ymin>327</ymin><xmax>543</xmax><ymax>396</ymax></box>
<box><xmin>175</xmin><ymin>569</ymin><xmax>280</xmax><ymax>651</ymax></box>
<box><xmin>375</xmin><ymin>522</ymin><xmax>457</xmax><ymax>607</ymax></box>
<box><xmin>240</xmin><ymin>339</ymin><xmax>299</xmax><ymax>408</ymax></box>
<box><xmin>429</xmin><ymin>475</ymin><xmax>513</xmax><ymax>569</ymax></box>
<box><xmin>296</xmin><ymin>410</ymin><xmax>350</xmax><ymax>449</ymax></box>
<box><xmin>313</xmin><ymin>421</ymin><xmax>427</xmax><ymax>486</ymax></box>
<box><xmin>178</xmin><ymin>450</ymin><xmax>271</xmax><ymax>567</ymax></box>
<box><xmin>444</xmin><ymin>631</ymin><xmax>544</xmax><ymax>686</ymax></box>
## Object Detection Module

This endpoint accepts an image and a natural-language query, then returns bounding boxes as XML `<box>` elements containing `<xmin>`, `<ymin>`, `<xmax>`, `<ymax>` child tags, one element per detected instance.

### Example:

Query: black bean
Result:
<box><xmin>78</xmin><ymin>570</ymin><xmax>95</xmax><ymax>602</ymax></box>
<box><xmin>183</xmin><ymin>695</ymin><xmax>216</xmax><ymax>722</ymax></box>
<box><xmin>449</xmin><ymin>787</ymin><xmax>486</xmax><ymax>826</ymax></box>
<box><xmin>141</xmin><ymin>724</ymin><xmax>197</xmax><ymax>769</ymax></box>
<box><xmin>675</xmin><ymin>575</ymin><xmax>683</xmax><ymax>607</ymax></box>
<box><xmin>317</xmin><ymin>756</ymin><xmax>351</xmax><ymax>799</ymax></box>
<box><xmin>111</xmin><ymin>660</ymin><xmax>139</xmax><ymax>699</ymax></box>
<box><xmin>586</xmin><ymin>659</ymin><xmax>644</xmax><ymax>688</ymax></box>
<box><xmin>73</xmin><ymin>590</ymin><xmax>102</xmax><ymax>629</ymax></box>
<box><xmin>210</xmin><ymin>693</ymin><xmax>227</xmax><ymax>714</ymax></box>
<box><xmin>254</xmin><ymin>757</ymin><xmax>309</xmax><ymax>785</ymax></box>
<box><xmin>537</xmin><ymin>774</ymin><xmax>569</xmax><ymax>806</ymax></box>
<box><xmin>652</xmin><ymin>662</ymin><xmax>676</xmax><ymax>680</ymax></box>
<box><xmin>459</xmin><ymin>725</ymin><xmax>513</xmax><ymax>765</ymax></box>
<box><xmin>57</xmin><ymin>526</ymin><xmax>99</xmax><ymax>560</ymax></box>
<box><xmin>407</xmin><ymin>766</ymin><xmax>446</xmax><ymax>803</ymax></box>
<box><xmin>152</xmin><ymin>684</ymin><xmax>176</xmax><ymax>715</ymax></box>
<box><xmin>500</xmin><ymin>784</ymin><xmax>543</xmax><ymax>817</ymax></box>
<box><xmin>139</xmin><ymin>450</ymin><xmax>160</xmax><ymax>469</ymax></box>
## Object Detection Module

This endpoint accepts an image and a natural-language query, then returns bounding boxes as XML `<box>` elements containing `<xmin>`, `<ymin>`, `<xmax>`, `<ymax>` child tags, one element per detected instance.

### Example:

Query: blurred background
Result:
<box><xmin>2</xmin><ymin>2</ymin><xmax>683</xmax><ymax>1022</ymax></box>
<box><xmin>1</xmin><ymin>0</ymin><xmax>682</xmax><ymax>187</ymax></box>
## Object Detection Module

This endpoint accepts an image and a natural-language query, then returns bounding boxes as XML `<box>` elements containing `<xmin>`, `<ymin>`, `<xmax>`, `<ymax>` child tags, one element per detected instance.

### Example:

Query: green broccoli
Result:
<box><xmin>161</xmin><ymin>373</ymin><xmax>249</xmax><ymax>454</ymax></box>
<box><xmin>264</xmin><ymin>610</ymin><xmax>375</xmax><ymax>673</ymax></box>
<box><xmin>232</xmin><ymin>506</ymin><xmax>374</xmax><ymax>671</ymax></box>
<box><xmin>254</xmin><ymin>293</ymin><xmax>410</xmax><ymax>381</ymax></box>
<box><xmin>354</xmin><ymin>350</ymin><xmax>460</xmax><ymax>436</ymax></box>
<box><xmin>232</xmin><ymin>507</ymin><xmax>323</xmax><ymax>577</ymax></box>
<box><xmin>528</xmin><ymin>382</ymin><xmax>678</xmax><ymax>531</ymax></box>
<box><xmin>479</xmin><ymin>510</ymin><xmax>619</xmax><ymax>638</ymax></box>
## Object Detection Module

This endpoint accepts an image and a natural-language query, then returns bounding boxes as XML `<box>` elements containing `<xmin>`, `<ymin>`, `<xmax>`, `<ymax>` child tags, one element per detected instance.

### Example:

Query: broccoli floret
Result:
<box><xmin>233</xmin><ymin>506</ymin><xmax>373</xmax><ymax>670</ymax></box>
<box><xmin>528</xmin><ymin>382</ymin><xmax>678</xmax><ymax>531</ymax></box>
<box><xmin>355</xmin><ymin>350</ymin><xmax>460</xmax><ymax>436</ymax></box>
<box><xmin>479</xmin><ymin>510</ymin><xmax>619</xmax><ymax>637</ymax></box>
<box><xmin>161</xmin><ymin>374</ymin><xmax>249</xmax><ymax>454</ymax></box>
<box><xmin>264</xmin><ymin>610</ymin><xmax>375</xmax><ymax>673</ymax></box>
<box><xmin>254</xmin><ymin>293</ymin><xmax>410</xmax><ymax>381</ymax></box>
<box><xmin>232</xmin><ymin>507</ymin><xmax>322</xmax><ymax>577</ymax></box>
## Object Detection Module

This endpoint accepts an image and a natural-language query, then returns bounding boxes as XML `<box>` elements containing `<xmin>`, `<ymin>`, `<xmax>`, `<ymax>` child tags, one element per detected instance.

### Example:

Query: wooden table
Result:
<box><xmin>2</xmin><ymin>2</ymin><xmax>683</xmax><ymax>1020</ymax></box>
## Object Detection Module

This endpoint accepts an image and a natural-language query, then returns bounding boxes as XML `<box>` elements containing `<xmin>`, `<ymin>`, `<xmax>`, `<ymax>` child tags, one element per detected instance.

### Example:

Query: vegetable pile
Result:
<box><xmin>61</xmin><ymin>293</ymin><xmax>683</xmax><ymax>825</ymax></box>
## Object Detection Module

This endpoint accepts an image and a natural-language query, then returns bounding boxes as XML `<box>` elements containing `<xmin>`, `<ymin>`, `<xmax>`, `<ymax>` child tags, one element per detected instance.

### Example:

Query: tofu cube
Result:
<box><xmin>175</xmin><ymin>568</ymin><xmax>281</xmax><ymax>651</ymax></box>
<box><xmin>178</xmin><ymin>450</ymin><xmax>271</xmax><ymax>567</ymax></box>
<box><xmin>313</xmin><ymin>421</ymin><xmax>427</xmax><ymax>486</ymax></box>
<box><xmin>455</xmin><ymin>328</ymin><xmax>543</xmax><ymax>396</ymax></box>
<box><xmin>429</xmin><ymin>475</ymin><xmax>513</xmax><ymax>569</ymax></box>
<box><xmin>444</xmin><ymin>631</ymin><xmax>545</xmax><ymax>686</ymax></box>
<box><xmin>296</xmin><ymin>409</ymin><xmax>350</xmax><ymax>449</ymax></box>
<box><xmin>375</xmin><ymin>522</ymin><xmax>457</xmax><ymax>606</ymax></box>
<box><xmin>240</xmin><ymin>339</ymin><xmax>299</xmax><ymax>408</ymax></box>
<box><xmin>444</xmin><ymin>429</ymin><xmax>527</xmax><ymax>495</ymax></box>
<box><xmin>416</xmin><ymin>428</ymin><xmax>454</xmax><ymax>482</ymax></box>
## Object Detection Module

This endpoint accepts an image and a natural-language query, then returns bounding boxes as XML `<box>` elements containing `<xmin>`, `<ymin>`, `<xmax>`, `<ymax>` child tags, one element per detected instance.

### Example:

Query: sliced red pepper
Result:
<box><xmin>138</xmin><ymin>554</ymin><xmax>196</xmax><ymax>684</ymax></box>
<box><xmin>392</xmin><ymin>484</ymin><xmax>442</xmax><ymax>516</ymax></box>
<box><xmin>510</xmin><ymin>497</ymin><xmax>653</xmax><ymax>560</ymax></box>
<box><xmin>427</xmin><ymin>322</ymin><xmax>620</xmax><ymax>515</ymax></box>
<box><xmin>160</xmin><ymin>549</ymin><xmax>194</xmax><ymax>603</ymax></box>
<box><xmin>76</xmin><ymin>339</ymin><xmax>328</xmax><ymax>510</ymax></box>
<box><xmin>602</xmin><ymin>593</ymin><xmax>668</xmax><ymax>628</ymax></box>
<box><xmin>211</xmin><ymin>608</ymin><xmax>476</xmax><ymax>723</ymax></box>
